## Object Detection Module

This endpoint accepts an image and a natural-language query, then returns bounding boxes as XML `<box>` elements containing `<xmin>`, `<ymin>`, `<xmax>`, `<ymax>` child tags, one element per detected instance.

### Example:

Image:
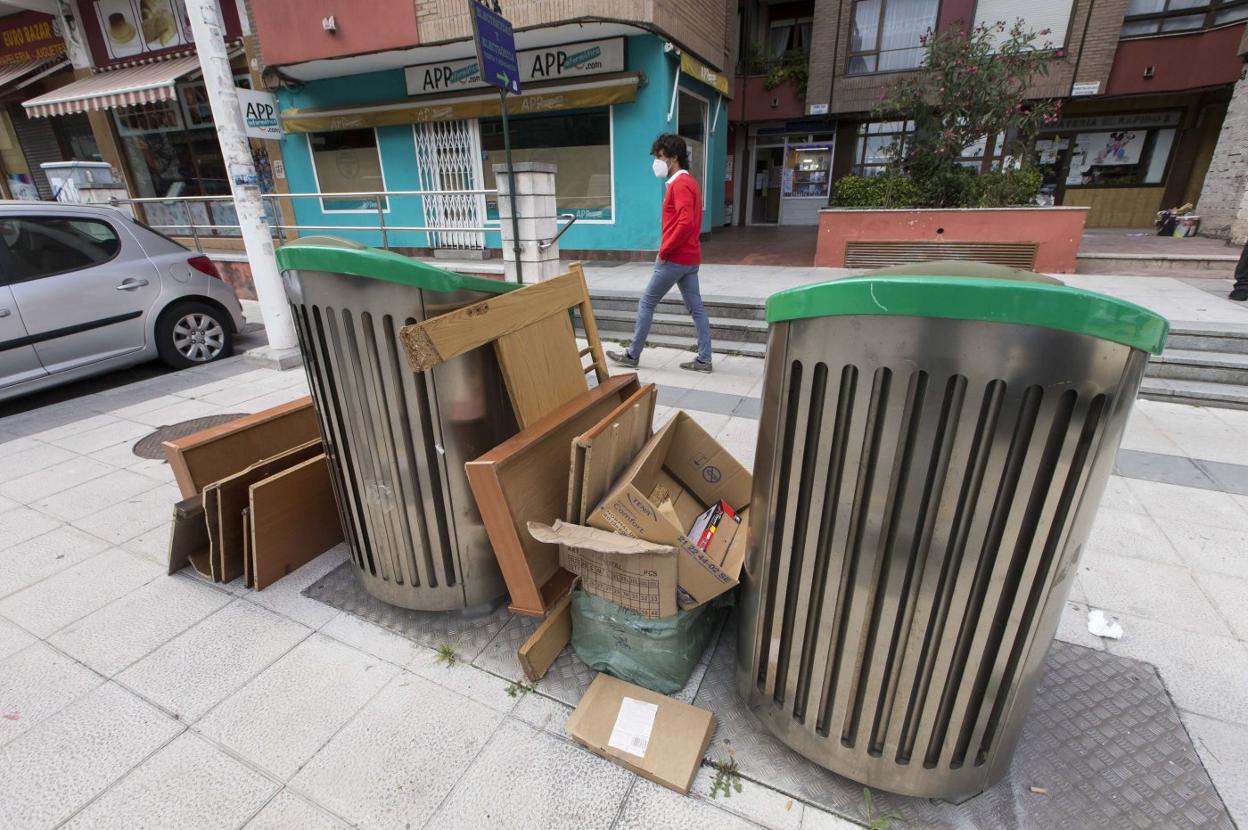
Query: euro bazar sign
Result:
<box><xmin>0</xmin><ymin>11</ymin><xmax>66</xmax><ymax>68</ymax></box>
<box><xmin>405</xmin><ymin>37</ymin><xmax>624</xmax><ymax>96</ymax></box>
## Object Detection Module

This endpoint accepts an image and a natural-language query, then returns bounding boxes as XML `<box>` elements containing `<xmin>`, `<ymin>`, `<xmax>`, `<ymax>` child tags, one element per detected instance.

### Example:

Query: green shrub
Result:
<box><xmin>831</xmin><ymin>175</ymin><xmax>922</xmax><ymax>208</ymax></box>
<box><xmin>832</xmin><ymin>168</ymin><xmax>1042</xmax><ymax>209</ymax></box>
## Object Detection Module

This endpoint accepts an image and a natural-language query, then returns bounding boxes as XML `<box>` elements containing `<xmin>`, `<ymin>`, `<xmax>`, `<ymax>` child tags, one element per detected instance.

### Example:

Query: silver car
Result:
<box><xmin>0</xmin><ymin>201</ymin><xmax>247</xmax><ymax>402</ymax></box>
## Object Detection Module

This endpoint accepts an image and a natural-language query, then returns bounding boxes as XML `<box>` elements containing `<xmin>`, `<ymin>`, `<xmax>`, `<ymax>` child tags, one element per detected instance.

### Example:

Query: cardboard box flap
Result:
<box><xmin>668</xmin><ymin>416</ymin><xmax>752</xmax><ymax>510</ymax></box>
<box><xmin>527</xmin><ymin>521</ymin><xmax>675</xmax><ymax>557</ymax></box>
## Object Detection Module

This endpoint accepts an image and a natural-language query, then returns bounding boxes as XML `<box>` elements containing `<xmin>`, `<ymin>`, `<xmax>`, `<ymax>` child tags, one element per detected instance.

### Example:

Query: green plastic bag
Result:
<box><xmin>570</xmin><ymin>590</ymin><xmax>730</xmax><ymax>694</ymax></box>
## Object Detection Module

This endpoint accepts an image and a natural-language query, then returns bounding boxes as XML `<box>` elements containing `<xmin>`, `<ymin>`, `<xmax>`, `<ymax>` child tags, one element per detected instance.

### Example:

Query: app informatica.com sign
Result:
<box><xmin>405</xmin><ymin>37</ymin><xmax>625</xmax><ymax>96</ymax></box>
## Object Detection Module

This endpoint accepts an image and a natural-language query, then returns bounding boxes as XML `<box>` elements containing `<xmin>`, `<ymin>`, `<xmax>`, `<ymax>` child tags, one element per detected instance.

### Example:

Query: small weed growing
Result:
<box><xmin>505</xmin><ymin>679</ymin><xmax>535</xmax><ymax>697</ymax></box>
<box><xmin>707</xmin><ymin>752</ymin><xmax>743</xmax><ymax>799</ymax></box>
<box><xmin>861</xmin><ymin>787</ymin><xmax>903</xmax><ymax>830</ymax></box>
<box><xmin>432</xmin><ymin>640</ymin><xmax>460</xmax><ymax>668</ymax></box>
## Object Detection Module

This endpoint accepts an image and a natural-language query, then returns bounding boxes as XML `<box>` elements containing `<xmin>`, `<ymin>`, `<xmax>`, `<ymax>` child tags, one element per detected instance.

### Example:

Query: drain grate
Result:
<box><xmin>132</xmin><ymin>414</ymin><xmax>249</xmax><ymax>459</ymax></box>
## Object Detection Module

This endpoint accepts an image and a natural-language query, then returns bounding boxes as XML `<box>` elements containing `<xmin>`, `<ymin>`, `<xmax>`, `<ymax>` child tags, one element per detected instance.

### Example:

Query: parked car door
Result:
<box><xmin>1</xmin><ymin>213</ymin><xmax>160</xmax><ymax>375</ymax></box>
<box><xmin>0</xmin><ymin>284</ymin><xmax>47</xmax><ymax>390</ymax></box>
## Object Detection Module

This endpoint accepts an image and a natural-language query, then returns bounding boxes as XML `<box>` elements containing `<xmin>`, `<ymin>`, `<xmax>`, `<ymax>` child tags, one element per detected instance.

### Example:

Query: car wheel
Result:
<box><xmin>156</xmin><ymin>301</ymin><xmax>234</xmax><ymax>369</ymax></box>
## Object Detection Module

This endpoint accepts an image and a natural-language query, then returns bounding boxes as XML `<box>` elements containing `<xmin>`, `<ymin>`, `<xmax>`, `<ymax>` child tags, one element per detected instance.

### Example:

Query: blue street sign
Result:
<box><xmin>468</xmin><ymin>1</ymin><xmax>521</xmax><ymax>95</ymax></box>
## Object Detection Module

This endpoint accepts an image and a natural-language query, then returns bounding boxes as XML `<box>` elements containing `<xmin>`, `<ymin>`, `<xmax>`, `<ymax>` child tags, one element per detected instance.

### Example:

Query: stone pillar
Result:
<box><xmin>1197</xmin><ymin>64</ymin><xmax>1248</xmax><ymax>242</ymax></box>
<box><xmin>494</xmin><ymin>161</ymin><xmax>562</xmax><ymax>282</ymax></box>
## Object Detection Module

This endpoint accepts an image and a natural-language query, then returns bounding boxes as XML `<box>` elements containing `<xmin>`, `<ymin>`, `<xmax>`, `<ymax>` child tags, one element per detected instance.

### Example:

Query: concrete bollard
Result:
<box><xmin>494</xmin><ymin>162</ymin><xmax>562</xmax><ymax>282</ymax></box>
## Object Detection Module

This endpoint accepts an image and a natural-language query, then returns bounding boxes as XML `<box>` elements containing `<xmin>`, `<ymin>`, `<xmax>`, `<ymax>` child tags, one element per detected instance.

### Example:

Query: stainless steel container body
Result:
<box><xmin>737</xmin><ymin>314</ymin><xmax>1148</xmax><ymax>800</ymax></box>
<box><xmin>283</xmin><ymin>269</ymin><xmax>516</xmax><ymax>611</ymax></box>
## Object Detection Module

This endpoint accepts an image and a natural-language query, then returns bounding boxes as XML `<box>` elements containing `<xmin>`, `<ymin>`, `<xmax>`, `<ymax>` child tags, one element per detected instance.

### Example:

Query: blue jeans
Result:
<box><xmin>627</xmin><ymin>259</ymin><xmax>712</xmax><ymax>363</ymax></box>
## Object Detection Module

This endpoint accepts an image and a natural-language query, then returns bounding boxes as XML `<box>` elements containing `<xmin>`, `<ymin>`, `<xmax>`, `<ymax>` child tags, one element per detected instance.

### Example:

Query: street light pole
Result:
<box><xmin>184</xmin><ymin>0</ymin><xmax>300</xmax><ymax>364</ymax></box>
<box><xmin>498</xmin><ymin>88</ymin><xmax>523</xmax><ymax>285</ymax></box>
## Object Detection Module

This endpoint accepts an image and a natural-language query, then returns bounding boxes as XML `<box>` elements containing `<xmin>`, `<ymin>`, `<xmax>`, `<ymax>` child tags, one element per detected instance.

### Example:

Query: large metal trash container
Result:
<box><xmin>737</xmin><ymin>273</ymin><xmax>1168</xmax><ymax>800</ymax></box>
<box><xmin>277</xmin><ymin>238</ymin><xmax>518</xmax><ymax>612</ymax></box>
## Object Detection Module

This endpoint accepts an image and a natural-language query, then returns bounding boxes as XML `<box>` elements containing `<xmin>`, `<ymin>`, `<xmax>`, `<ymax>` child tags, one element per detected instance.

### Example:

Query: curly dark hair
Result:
<box><xmin>650</xmin><ymin>133</ymin><xmax>689</xmax><ymax>169</ymax></box>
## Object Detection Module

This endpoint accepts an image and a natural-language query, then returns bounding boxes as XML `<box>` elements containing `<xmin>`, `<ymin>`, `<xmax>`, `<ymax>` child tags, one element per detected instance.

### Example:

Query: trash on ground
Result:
<box><xmin>1087</xmin><ymin>609</ymin><xmax>1124</xmax><ymax>639</ymax></box>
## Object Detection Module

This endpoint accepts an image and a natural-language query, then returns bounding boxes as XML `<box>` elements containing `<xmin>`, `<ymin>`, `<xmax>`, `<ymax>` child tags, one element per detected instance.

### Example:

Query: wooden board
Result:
<box><xmin>202</xmin><ymin>484</ymin><xmax>222</xmax><ymax>582</ymax></box>
<box><xmin>398</xmin><ymin>263</ymin><xmax>610</xmax><ymax>429</ymax></box>
<box><xmin>162</xmin><ymin>397</ymin><xmax>320</xmax><ymax>498</ymax></box>
<box><xmin>568</xmin><ymin>384</ymin><xmax>657</xmax><ymax>524</ymax></box>
<box><xmin>465</xmin><ymin>374</ymin><xmax>639</xmax><ymax>616</ymax></box>
<box><xmin>242</xmin><ymin>508</ymin><xmax>252</xmax><ymax>588</ymax></box>
<box><xmin>212</xmin><ymin>439</ymin><xmax>322</xmax><ymax>584</ymax></box>
<box><xmin>518</xmin><ymin>592</ymin><xmax>572</xmax><ymax>682</ymax></box>
<box><xmin>167</xmin><ymin>494</ymin><xmax>208</xmax><ymax>577</ymax></box>
<box><xmin>249</xmin><ymin>454</ymin><xmax>344</xmax><ymax>591</ymax></box>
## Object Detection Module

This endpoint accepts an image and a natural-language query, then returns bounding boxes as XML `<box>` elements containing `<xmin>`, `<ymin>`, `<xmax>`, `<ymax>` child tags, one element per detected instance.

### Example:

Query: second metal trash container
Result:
<box><xmin>737</xmin><ymin>273</ymin><xmax>1168</xmax><ymax>800</ymax></box>
<box><xmin>277</xmin><ymin>238</ymin><xmax>518</xmax><ymax>613</ymax></box>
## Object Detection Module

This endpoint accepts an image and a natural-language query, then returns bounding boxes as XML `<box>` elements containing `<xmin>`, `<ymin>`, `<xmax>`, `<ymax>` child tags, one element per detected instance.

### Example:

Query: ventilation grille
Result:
<box><xmin>292</xmin><ymin>303</ymin><xmax>458</xmax><ymax>591</ymax></box>
<box><xmin>754</xmin><ymin>359</ymin><xmax>1105</xmax><ymax>771</ymax></box>
<box><xmin>844</xmin><ymin>242</ymin><xmax>1038</xmax><ymax>270</ymax></box>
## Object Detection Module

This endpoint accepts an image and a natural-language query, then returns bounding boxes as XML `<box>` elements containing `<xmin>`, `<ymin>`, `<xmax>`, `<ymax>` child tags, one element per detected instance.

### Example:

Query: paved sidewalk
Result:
<box><xmin>0</xmin><ymin>347</ymin><xmax>1246</xmax><ymax>829</ymax></box>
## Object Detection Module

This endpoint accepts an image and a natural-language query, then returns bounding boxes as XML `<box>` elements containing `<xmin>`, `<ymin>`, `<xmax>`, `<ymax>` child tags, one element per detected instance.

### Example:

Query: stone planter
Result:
<box><xmin>814</xmin><ymin>207</ymin><xmax>1089</xmax><ymax>273</ymax></box>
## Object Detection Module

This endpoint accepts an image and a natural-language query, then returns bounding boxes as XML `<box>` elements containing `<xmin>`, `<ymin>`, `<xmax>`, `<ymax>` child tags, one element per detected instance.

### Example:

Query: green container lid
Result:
<box><xmin>275</xmin><ymin>237</ymin><xmax>516</xmax><ymax>296</ymax></box>
<box><xmin>766</xmin><ymin>275</ymin><xmax>1169</xmax><ymax>355</ymax></box>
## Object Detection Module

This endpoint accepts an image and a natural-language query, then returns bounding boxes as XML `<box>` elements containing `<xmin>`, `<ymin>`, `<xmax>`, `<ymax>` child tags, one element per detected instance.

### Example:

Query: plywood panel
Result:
<box><xmin>1062</xmin><ymin>187</ymin><xmax>1162</xmax><ymax>228</ymax></box>
<box><xmin>494</xmin><ymin>312</ymin><xmax>587</xmax><ymax>427</ymax></box>
<box><xmin>569</xmin><ymin>384</ymin><xmax>657</xmax><ymax>523</ymax></box>
<box><xmin>249</xmin><ymin>454</ymin><xmax>344</xmax><ymax>590</ymax></box>
<box><xmin>518</xmin><ymin>592</ymin><xmax>572</xmax><ymax>681</ymax></box>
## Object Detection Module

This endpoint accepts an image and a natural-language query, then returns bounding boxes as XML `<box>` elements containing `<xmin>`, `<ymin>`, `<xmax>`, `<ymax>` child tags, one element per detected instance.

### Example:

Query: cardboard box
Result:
<box><xmin>587</xmin><ymin>412</ymin><xmax>752</xmax><ymax>609</ymax></box>
<box><xmin>528</xmin><ymin>521</ymin><xmax>678</xmax><ymax>618</ymax></box>
<box><xmin>566</xmin><ymin>673</ymin><xmax>715</xmax><ymax>794</ymax></box>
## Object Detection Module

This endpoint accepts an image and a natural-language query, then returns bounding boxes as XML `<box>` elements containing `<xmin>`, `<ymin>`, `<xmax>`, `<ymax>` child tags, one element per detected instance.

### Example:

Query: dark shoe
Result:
<box><xmin>607</xmin><ymin>349</ymin><xmax>639</xmax><ymax>368</ymax></box>
<box><xmin>1231</xmin><ymin>289</ymin><xmax>1248</xmax><ymax>301</ymax></box>
<box><xmin>680</xmin><ymin>358</ymin><xmax>712</xmax><ymax>373</ymax></box>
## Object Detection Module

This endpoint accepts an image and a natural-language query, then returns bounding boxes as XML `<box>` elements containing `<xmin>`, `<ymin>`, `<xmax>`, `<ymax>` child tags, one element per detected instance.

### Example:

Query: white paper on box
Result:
<box><xmin>607</xmin><ymin>697</ymin><xmax>659</xmax><ymax>757</ymax></box>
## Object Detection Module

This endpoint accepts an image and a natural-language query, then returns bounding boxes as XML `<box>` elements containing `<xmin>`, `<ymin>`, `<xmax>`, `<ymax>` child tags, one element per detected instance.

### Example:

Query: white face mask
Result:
<box><xmin>652</xmin><ymin>158</ymin><xmax>668</xmax><ymax>178</ymax></box>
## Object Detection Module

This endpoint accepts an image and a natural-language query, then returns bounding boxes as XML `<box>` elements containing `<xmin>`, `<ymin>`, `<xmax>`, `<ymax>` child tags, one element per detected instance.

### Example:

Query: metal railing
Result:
<box><xmin>108</xmin><ymin>189</ymin><xmax>507</xmax><ymax>253</ymax></box>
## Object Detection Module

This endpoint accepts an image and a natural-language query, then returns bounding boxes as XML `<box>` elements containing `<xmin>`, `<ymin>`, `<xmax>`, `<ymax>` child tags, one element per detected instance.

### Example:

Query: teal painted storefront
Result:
<box><xmin>276</xmin><ymin>34</ymin><xmax>727</xmax><ymax>253</ymax></box>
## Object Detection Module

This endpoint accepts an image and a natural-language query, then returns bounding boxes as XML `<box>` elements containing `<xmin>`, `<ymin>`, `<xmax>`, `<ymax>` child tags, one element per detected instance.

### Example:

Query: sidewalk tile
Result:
<box><xmin>802</xmin><ymin>806</ymin><xmax>863</xmax><ymax>829</ymax></box>
<box><xmin>0</xmin><ymin>643</ymin><xmax>102</xmax><ymax>746</ymax></box>
<box><xmin>1182</xmin><ymin>713</ymin><xmax>1248</xmax><ymax>827</ymax></box>
<box><xmin>690</xmin><ymin>764</ymin><xmax>804</xmax><ymax>829</ymax></box>
<box><xmin>0</xmin><ymin>442</ymin><xmax>76</xmax><ymax>481</ymax></box>
<box><xmin>0</xmin><ymin>456</ymin><xmax>114</xmax><ymax>505</ymax></box>
<box><xmin>1079</xmin><ymin>553</ymin><xmax>1230</xmax><ymax>635</ymax></box>
<box><xmin>1099</xmin><ymin>475</ymin><xmax>1147</xmax><ymax>514</ymax></box>
<box><xmin>61</xmin><ymin>732</ymin><xmax>276</xmax><ymax>830</ymax></box>
<box><xmin>429</xmin><ymin>719</ymin><xmax>632</xmax><ymax>830</ymax></box>
<box><xmin>72</xmin><ymin>485</ymin><xmax>181</xmax><ymax>546</ymax></box>
<box><xmin>1126</xmin><ymin>479</ymin><xmax>1248</xmax><ymax>531</ymax></box>
<box><xmin>0</xmin><ymin>506</ymin><xmax>63</xmax><ymax>552</ymax></box>
<box><xmin>32</xmin><ymin>469</ymin><xmax>163</xmax><ymax>522</ymax></box>
<box><xmin>1083</xmin><ymin>509</ymin><xmax>1183</xmax><ymax>565</ymax></box>
<box><xmin>127</xmin><ymin>398</ymin><xmax>232</xmax><ymax>428</ymax></box>
<box><xmin>119</xmin><ymin>525</ymin><xmax>176</xmax><ymax>565</ymax></box>
<box><xmin>0</xmin><ymin>549</ymin><xmax>162</xmax><ymax>638</ymax></box>
<box><xmin>1054</xmin><ymin>601</ymin><xmax>1105</xmax><ymax>652</ymax></box>
<box><xmin>244</xmin><ymin>790</ymin><xmax>348</xmax><ymax>829</ymax></box>
<box><xmin>49</xmin><ymin>419</ymin><xmax>152</xmax><ymax>456</ymax></box>
<box><xmin>29</xmin><ymin>412</ymin><xmax>120</xmax><ymax>443</ymax></box>
<box><xmin>0</xmin><ymin>683</ymin><xmax>181</xmax><ymax>830</ymax></box>
<box><xmin>511</xmin><ymin>692</ymin><xmax>574</xmax><ymax>740</ymax></box>
<box><xmin>615</xmin><ymin>778</ymin><xmax>761</xmax><ymax>830</ymax></box>
<box><xmin>49</xmin><ymin>575</ymin><xmax>231</xmax><ymax>677</ymax></box>
<box><xmin>1105</xmin><ymin>614</ymin><xmax>1248</xmax><ymax>724</ymax></box>
<box><xmin>244</xmin><ymin>545</ymin><xmax>349</xmax><ymax>629</ymax></box>
<box><xmin>118</xmin><ymin>600</ymin><xmax>310</xmax><ymax>722</ymax></box>
<box><xmin>1192</xmin><ymin>572</ymin><xmax>1248</xmax><ymax>641</ymax></box>
<box><xmin>319</xmin><ymin>613</ymin><xmax>422</xmax><ymax>668</ymax></box>
<box><xmin>408</xmin><ymin>649</ymin><xmax>520</xmax><ymax>714</ymax></box>
<box><xmin>0</xmin><ymin>526</ymin><xmax>111</xmax><ymax>599</ymax></box>
<box><xmin>1159</xmin><ymin>519</ymin><xmax>1248</xmax><ymax>580</ymax></box>
<box><xmin>197</xmin><ymin>634</ymin><xmax>397</xmax><ymax>781</ymax></box>
<box><xmin>0</xmin><ymin>617</ymin><xmax>35</xmax><ymax>661</ymax></box>
<box><xmin>291</xmin><ymin>673</ymin><xmax>502</xmax><ymax>830</ymax></box>
<box><xmin>0</xmin><ymin>493</ymin><xmax>17</xmax><ymax>513</ymax></box>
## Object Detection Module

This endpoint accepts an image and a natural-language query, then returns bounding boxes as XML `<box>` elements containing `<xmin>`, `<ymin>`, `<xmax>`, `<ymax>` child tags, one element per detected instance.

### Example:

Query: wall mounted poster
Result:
<box><xmin>93</xmin><ymin>0</ymin><xmax>192</xmax><ymax>61</ymax></box>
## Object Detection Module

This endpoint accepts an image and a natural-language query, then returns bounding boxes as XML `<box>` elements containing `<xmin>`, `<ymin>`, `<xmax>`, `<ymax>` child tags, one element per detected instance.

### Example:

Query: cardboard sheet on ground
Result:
<box><xmin>528</xmin><ymin>520</ymin><xmax>677</xmax><ymax>618</ymax></box>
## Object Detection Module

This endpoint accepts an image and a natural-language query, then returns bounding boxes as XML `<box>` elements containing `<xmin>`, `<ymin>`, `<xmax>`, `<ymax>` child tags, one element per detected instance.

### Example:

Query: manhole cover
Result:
<box><xmin>132</xmin><ymin>414</ymin><xmax>249</xmax><ymax>460</ymax></box>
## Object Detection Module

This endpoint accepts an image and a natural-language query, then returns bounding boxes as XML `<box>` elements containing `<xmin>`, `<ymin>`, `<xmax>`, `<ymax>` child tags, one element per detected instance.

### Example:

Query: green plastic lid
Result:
<box><xmin>275</xmin><ymin>237</ymin><xmax>516</xmax><ymax>295</ymax></box>
<box><xmin>766</xmin><ymin>275</ymin><xmax>1169</xmax><ymax>355</ymax></box>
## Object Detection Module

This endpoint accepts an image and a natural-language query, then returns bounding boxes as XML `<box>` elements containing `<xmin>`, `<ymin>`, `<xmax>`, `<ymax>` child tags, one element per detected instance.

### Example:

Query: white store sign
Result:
<box><xmin>405</xmin><ymin>37</ymin><xmax>625</xmax><ymax>96</ymax></box>
<box><xmin>238</xmin><ymin>87</ymin><xmax>282</xmax><ymax>140</ymax></box>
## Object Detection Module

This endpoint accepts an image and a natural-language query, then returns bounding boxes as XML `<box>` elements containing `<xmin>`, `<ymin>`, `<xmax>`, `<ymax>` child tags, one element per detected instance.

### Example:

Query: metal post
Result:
<box><xmin>376</xmin><ymin>196</ymin><xmax>388</xmax><ymax>250</ymax></box>
<box><xmin>499</xmin><ymin>89</ymin><xmax>524</xmax><ymax>284</ymax></box>
<box><xmin>184</xmin><ymin>0</ymin><xmax>299</xmax><ymax>358</ymax></box>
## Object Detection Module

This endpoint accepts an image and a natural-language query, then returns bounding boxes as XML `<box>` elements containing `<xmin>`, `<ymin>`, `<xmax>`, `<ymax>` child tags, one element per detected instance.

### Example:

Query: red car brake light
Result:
<box><xmin>188</xmin><ymin>255</ymin><xmax>221</xmax><ymax>279</ymax></box>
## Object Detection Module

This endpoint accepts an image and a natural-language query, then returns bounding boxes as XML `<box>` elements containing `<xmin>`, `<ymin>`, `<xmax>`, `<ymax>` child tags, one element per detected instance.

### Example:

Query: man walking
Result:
<box><xmin>607</xmin><ymin>134</ymin><xmax>713</xmax><ymax>372</ymax></box>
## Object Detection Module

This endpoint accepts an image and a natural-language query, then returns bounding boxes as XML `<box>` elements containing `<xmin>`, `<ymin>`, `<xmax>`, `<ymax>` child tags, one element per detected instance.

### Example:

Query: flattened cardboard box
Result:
<box><xmin>566</xmin><ymin>673</ymin><xmax>715</xmax><ymax>794</ymax></box>
<box><xmin>528</xmin><ymin>521</ymin><xmax>678</xmax><ymax>618</ymax></box>
<box><xmin>587</xmin><ymin>412</ymin><xmax>752</xmax><ymax>609</ymax></box>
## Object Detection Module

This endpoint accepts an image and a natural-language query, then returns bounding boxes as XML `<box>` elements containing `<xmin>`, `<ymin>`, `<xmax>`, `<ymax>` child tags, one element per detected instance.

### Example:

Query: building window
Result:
<box><xmin>973</xmin><ymin>0</ymin><xmax>1074</xmax><ymax>47</ymax></box>
<box><xmin>307</xmin><ymin>128</ymin><xmax>387</xmax><ymax>212</ymax></box>
<box><xmin>847</xmin><ymin>0</ymin><xmax>939</xmax><ymax>74</ymax></box>
<box><xmin>1121</xmin><ymin>0</ymin><xmax>1248</xmax><ymax>37</ymax></box>
<box><xmin>1066</xmin><ymin>128</ymin><xmax>1177</xmax><ymax>185</ymax></box>
<box><xmin>768</xmin><ymin>16</ymin><xmax>813</xmax><ymax>59</ymax></box>
<box><xmin>678</xmin><ymin>91</ymin><xmax>709</xmax><ymax>204</ymax></box>
<box><xmin>479</xmin><ymin>109</ymin><xmax>612</xmax><ymax>220</ymax></box>
<box><xmin>849</xmin><ymin>120</ymin><xmax>913</xmax><ymax>176</ymax></box>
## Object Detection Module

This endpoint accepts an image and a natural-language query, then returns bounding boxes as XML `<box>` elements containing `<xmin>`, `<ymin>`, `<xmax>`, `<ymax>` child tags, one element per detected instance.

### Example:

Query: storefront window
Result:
<box><xmin>480</xmin><ymin>110</ymin><xmax>612</xmax><ymax>220</ymax></box>
<box><xmin>1067</xmin><ymin>128</ymin><xmax>1176</xmax><ymax>186</ymax></box>
<box><xmin>0</xmin><ymin>109</ymin><xmax>38</xmax><ymax>200</ymax></box>
<box><xmin>850</xmin><ymin>120</ymin><xmax>912</xmax><ymax>176</ymax></box>
<box><xmin>783</xmin><ymin>144</ymin><xmax>832</xmax><ymax>197</ymax></box>
<box><xmin>1120</xmin><ymin>0</ymin><xmax>1248</xmax><ymax>36</ymax></box>
<box><xmin>307</xmin><ymin>128</ymin><xmax>387</xmax><ymax>212</ymax></box>
<box><xmin>847</xmin><ymin>0</ymin><xmax>939</xmax><ymax>74</ymax></box>
<box><xmin>678</xmin><ymin>91</ymin><xmax>708</xmax><ymax>203</ymax></box>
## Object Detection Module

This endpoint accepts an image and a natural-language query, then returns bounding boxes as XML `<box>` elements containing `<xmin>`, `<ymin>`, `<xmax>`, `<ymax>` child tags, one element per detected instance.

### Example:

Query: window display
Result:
<box><xmin>307</xmin><ymin>128</ymin><xmax>387</xmax><ymax>212</ymax></box>
<box><xmin>783</xmin><ymin>145</ymin><xmax>832</xmax><ymax>197</ymax></box>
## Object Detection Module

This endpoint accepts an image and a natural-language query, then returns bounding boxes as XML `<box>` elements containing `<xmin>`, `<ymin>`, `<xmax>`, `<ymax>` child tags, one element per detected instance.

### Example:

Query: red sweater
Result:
<box><xmin>659</xmin><ymin>171</ymin><xmax>702</xmax><ymax>265</ymax></box>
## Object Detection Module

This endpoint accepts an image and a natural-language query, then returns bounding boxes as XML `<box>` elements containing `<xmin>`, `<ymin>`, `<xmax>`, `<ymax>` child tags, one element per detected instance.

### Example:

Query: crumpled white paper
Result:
<box><xmin>1087</xmin><ymin>608</ymin><xmax>1124</xmax><ymax>640</ymax></box>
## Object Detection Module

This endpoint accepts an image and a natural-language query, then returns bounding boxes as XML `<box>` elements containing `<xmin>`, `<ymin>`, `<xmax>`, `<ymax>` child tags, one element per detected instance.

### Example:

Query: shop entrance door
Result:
<box><xmin>749</xmin><ymin>146</ymin><xmax>785</xmax><ymax>224</ymax></box>
<box><xmin>414</xmin><ymin>119</ymin><xmax>487</xmax><ymax>250</ymax></box>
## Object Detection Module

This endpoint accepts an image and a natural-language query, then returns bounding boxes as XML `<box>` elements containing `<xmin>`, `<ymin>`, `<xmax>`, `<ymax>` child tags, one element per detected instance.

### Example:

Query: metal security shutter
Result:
<box><xmin>413</xmin><ymin>119</ymin><xmax>487</xmax><ymax>251</ymax></box>
<box><xmin>7</xmin><ymin>104</ymin><xmax>62</xmax><ymax>199</ymax></box>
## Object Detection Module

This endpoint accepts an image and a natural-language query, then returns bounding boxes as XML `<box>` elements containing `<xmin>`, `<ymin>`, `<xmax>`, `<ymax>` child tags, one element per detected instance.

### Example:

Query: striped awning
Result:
<box><xmin>0</xmin><ymin>58</ymin><xmax>68</xmax><ymax>94</ymax></box>
<box><xmin>21</xmin><ymin>54</ymin><xmax>201</xmax><ymax>118</ymax></box>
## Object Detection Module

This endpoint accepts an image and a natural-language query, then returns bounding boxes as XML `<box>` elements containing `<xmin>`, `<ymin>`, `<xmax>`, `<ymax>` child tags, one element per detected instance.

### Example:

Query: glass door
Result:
<box><xmin>750</xmin><ymin>146</ymin><xmax>784</xmax><ymax>224</ymax></box>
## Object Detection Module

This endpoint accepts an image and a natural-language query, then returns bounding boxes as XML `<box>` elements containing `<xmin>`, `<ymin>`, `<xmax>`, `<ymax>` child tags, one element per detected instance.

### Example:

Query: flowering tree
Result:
<box><xmin>874</xmin><ymin>20</ymin><xmax>1061</xmax><ymax>207</ymax></box>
